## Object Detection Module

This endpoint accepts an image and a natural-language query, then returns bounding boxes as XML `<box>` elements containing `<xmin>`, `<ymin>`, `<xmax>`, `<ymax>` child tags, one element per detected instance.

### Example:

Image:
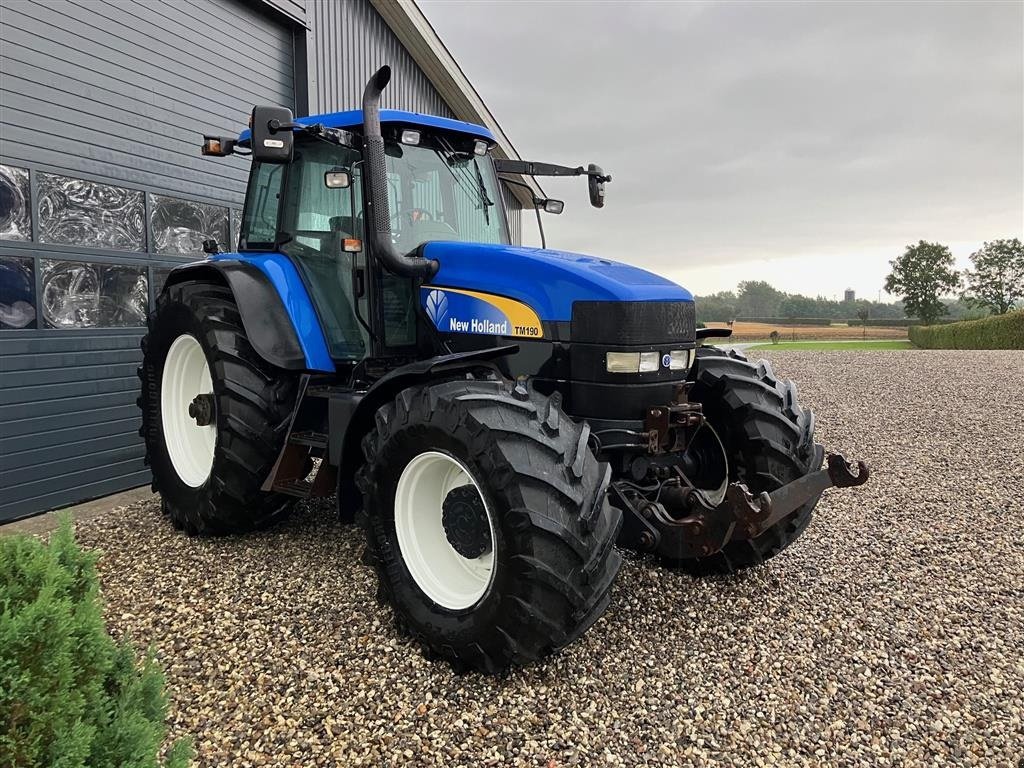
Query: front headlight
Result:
<box><xmin>606</xmin><ymin>351</ymin><xmax>640</xmax><ymax>373</ymax></box>
<box><xmin>668</xmin><ymin>349</ymin><xmax>694</xmax><ymax>370</ymax></box>
<box><xmin>639</xmin><ymin>351</ymin><xmax>660</xmax><ymax>372</ymax></box>
<box><xmin>606</xmin><ymin>351</ymin><xmax>663</xmax><ymax>373</ymax></box>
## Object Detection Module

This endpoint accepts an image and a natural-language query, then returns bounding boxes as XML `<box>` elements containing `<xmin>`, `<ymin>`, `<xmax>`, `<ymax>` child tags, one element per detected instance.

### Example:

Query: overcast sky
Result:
<box><xmin>420</xmin><ymin>0</ymin><xmax>1024</xmax><ymax>299</ymax></box>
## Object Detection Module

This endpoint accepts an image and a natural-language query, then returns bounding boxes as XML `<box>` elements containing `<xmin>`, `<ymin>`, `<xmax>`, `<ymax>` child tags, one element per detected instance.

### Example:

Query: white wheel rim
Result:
<box><xmin>394</xmin><ymin>451</ymin><xmax>496</xmax><ymax>610</ymax></box>
<box><xmin>160</xmin><ymin>334</ymin><xmax>216</xmax><ymax>488</ymax></box>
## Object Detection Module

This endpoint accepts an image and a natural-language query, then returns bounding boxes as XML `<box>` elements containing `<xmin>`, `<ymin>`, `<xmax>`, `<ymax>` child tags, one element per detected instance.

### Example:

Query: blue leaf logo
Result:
<box><xmin>425</xmin><ymin>289</ymin><xmax>448</xmax><ymax>326</ymax></box>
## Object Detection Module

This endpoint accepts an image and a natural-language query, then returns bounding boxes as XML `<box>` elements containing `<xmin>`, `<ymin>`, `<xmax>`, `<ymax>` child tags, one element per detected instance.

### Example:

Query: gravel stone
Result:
<box><xmin>71</xmin><ymin>349</ymin><xmax>1023</xmax><ymax>767</ymax></box>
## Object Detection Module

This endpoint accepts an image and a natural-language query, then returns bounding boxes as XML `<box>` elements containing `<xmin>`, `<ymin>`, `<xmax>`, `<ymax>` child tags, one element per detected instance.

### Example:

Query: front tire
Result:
<box><xmin>138</xmin><ymin>280</ymin><xmax>298</xmax><ymax>535</ymax></box>
<box><xmin>673</xmin><ymin>346</ymin><xmax>821</xmax><ymax>575</ymax></box>
<box><xmin>358</xmin><ymin>380</ymin><xmax>622</xmax><ymax>673</ymax></box>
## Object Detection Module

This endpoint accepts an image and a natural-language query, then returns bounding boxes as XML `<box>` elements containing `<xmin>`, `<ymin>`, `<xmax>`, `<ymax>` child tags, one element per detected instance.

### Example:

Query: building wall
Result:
<box><xmin>305</xmin><ymin>0</ymin><xmax>453</xmax><ymax>118</ymax></box>
<box><xmin>0</xmin><ymin>0</ymin><xmax>520</xmax><ymax>522</ymax></box>
<box><xmin>0</xmin><ymin>0</ymin><xmax>303</xmax><ymax>522</ymax></box>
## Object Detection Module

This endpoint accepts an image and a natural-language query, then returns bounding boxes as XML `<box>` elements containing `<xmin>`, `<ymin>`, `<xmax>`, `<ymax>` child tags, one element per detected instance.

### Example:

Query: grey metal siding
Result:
<box><xmin>1</xmin><ymin>328</ymin><xmax>148</xmax><ymax>520</ymax></box>
<box><xmin>0</xmin><ymin>0</ymin><xmax>294</xmax><ymax>206</ymax></box>
<box><xmin>305</xmin><ymin>0</ymin><xmax>453</xmax><ymax>117</ymax></box>
<box><xmin>501</xmin><ymin>184</ymin><xmax>523</xmax><ymax>245</ymax></box>
<box><xmin>258</xmin><ymin>0</ymin><xmax>307</xmax><ymax>26</ymax></box>
<box><xmin>0</xmin><ymin>0</ymin><xmax>296</xmax><ymax>521</ymax></box>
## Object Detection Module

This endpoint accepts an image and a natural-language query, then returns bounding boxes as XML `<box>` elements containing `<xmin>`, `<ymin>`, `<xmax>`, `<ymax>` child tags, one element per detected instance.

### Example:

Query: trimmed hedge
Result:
<box><xmin>847</xmin><ymin>318</ymin><xmax>956</xmax><ymax>328</ymax></box>
<box><xmin>0</xmin><ymin>519</ymin><xmax>192</xmax><ymax>768</ymax></box>
<box><xmin>909</xmin><ymin>310</ymin><xmax>1024</xmax><ymax>349</ymax></box>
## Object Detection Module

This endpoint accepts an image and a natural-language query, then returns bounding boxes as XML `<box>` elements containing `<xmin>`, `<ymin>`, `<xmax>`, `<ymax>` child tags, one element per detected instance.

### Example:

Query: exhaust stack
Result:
<box><xmin>361</xmin><ymin>65</ymin><xmax>438</xmax><ymax>279</ymax></box>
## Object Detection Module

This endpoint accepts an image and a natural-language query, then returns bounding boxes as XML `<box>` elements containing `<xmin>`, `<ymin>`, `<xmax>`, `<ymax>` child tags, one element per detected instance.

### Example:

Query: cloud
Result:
<box><xmin>421</xmin><ymin>0</ymin><xmax>1023</xmax><ymax>296</ymax></box>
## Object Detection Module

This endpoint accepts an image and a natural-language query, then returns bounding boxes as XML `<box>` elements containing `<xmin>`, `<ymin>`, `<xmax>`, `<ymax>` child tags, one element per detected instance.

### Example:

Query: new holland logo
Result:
<box><xmin>425</xmin><ymin>289</ymin><xmax>448</xmax><ymax>325</ymax></box>
<box><xmin>420</xmin><ymin>286</ymin><xmax>544</xmax><ymax>339</ymax></box>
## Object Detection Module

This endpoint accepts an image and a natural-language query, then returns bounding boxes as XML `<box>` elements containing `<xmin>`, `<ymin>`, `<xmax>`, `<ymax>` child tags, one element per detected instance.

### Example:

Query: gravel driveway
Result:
<box><xmin>74</xmin><ymin>350</ymin><xmax>1023</xmax><ymax>767</ymax></box>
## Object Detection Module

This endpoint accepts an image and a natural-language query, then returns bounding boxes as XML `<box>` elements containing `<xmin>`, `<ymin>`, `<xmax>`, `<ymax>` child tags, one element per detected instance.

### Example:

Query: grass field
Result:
<box><xmin>706</xmin><ymin>321</ymin><xmax>909</xmax><ymax>341</ymax></box>
<box><xmin>748</xmin><ymin>340</ymin><xmax>915</xmax><ymax>351</ymax></box>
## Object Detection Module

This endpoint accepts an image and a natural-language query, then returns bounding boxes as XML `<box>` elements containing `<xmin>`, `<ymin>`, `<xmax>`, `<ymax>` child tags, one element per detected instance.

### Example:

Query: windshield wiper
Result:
<box><xmin>437</xmin><ymin>137</ymin><xmax>492</xmax><ymax>218</ymax></box>
<box><xmin>471</xmin><ymin>158</ymin><xmax>493</xmax><ymax>225</ymax></box>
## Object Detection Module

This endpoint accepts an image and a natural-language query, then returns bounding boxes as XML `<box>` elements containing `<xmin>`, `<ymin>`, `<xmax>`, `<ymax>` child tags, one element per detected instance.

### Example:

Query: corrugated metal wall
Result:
<box><xmin>501</xmin><ymin>183</ymin><xmax>523</xmax><ymax>245</ymax></box>
<box><xmin>305</xmin><ymin>0</ymin><xmax>453</xmax><ymax>118</ymax></box>
<box><xmin>0</xmin><ymin>0</ymin><xmax>297</xmax><ymax>522</ymax></box>
<box><xmin>259</xmin><ymin>0</ymin><xmax>306</xmax><ymax>25</ymax></box>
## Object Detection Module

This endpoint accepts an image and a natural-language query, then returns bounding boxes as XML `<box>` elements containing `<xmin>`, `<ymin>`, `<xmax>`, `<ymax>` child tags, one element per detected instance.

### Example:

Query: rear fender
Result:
<box><xmin>163</xmin><ymin>257</ymin><xmax>334</xmax><ymax>372</ymax></box>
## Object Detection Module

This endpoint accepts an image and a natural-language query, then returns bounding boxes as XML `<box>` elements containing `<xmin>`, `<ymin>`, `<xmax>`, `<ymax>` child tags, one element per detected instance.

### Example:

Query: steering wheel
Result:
<box><xmin>391</xmin><ymin>208</ymin><xmax>434</xmax><ymax>227</ymax></box>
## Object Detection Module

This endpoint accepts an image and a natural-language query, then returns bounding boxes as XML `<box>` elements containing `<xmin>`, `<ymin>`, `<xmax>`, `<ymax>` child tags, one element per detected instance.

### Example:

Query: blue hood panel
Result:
<box><xmin>422</xmin><ymin>242</ymin><xmax>692</xmax><ymax>322</ymax></box>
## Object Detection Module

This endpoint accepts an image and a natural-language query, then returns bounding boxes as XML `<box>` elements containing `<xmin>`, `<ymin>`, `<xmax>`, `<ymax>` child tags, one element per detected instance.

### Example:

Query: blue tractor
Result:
<box><xmin>140</xmin><ymin>67</ymin><xmax>868</xmax><ymax>672</ymax></box>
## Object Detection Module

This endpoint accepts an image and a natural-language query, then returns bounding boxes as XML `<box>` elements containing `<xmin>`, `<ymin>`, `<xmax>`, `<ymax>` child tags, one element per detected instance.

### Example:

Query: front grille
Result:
<box><xmin>570</xmin><ymin>300</ymin><xmax>696</xmax><ymax>345</ymax></box>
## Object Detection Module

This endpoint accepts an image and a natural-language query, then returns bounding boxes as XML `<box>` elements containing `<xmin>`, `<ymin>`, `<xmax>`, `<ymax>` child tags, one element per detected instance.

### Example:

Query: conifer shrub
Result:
<box><xmin>0</xmin><ymin>519</ymin><xmax>192</xmax><ymax>767</ymax></box>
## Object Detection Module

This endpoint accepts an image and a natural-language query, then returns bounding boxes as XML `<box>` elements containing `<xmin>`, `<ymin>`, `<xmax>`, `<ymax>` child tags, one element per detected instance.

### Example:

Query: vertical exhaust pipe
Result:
<box><xmin>361</xmin><ymin>65</ymin><xmax>438</xmax><ymax>278</ymax></box>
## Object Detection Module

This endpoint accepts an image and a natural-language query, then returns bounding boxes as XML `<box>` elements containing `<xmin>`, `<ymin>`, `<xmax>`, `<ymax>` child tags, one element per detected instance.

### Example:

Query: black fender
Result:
<box><xmin>330</xmin><ymin>346</ymin><xmax>518</xmax><ymax>513</ymax></box>
<box><xmin>163</xmin><ymin>260</ymin><xmax>307</xmax><ymax>369</ymax></box>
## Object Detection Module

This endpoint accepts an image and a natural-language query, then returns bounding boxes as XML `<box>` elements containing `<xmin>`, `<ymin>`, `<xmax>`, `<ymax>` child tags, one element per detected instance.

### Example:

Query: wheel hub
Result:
<box><xmin>188</xmin><ymin>393</ymin><xmax>214</xmax><ymax>426</ymax></box>
<box><xmin>680</xmin><ymin>423</ymin><xmax>729</xmax><ymax>506</ymax></box>
<box><xmin>441</xmin><ymin>485</ymin><xmax>492</xmax><ymax>559</ymax></box>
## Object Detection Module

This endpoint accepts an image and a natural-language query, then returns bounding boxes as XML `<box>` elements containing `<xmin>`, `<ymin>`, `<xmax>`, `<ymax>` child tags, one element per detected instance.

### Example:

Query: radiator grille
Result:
<box><xmin>570</xmin><ymin>301</ymin><xmax>696</xmax><ymax>345</ymax></box>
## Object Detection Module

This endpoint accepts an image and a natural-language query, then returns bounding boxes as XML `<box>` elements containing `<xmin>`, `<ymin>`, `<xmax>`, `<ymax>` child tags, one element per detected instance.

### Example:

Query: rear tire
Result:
<box><xmin>138</xmin><ymin>280</ymin><xmax>298</xmax><ymax>535</ymax></box>
<box><xmin>670</xmin><ymin>346</ymin><xmax>821</xmax><ymax>575</ymax></box>
<box><xmin>358</xmin><ymin>379</ymin><xmax>622</xmax><ymax>673</ymax></box>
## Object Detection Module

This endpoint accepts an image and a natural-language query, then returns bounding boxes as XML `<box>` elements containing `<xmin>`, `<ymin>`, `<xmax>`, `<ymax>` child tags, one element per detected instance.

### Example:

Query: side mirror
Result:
<box><xmin>540</xmin><ymin>199</ymin><xmax>564</xmax><ymax>215</ymax></box>
<box><xmin>588</xmin><ymin>163</ymin><xmax>609</xmax><ymax>208</ymax></box>
<box><xmin>325</xmin><ymin>168</ymin><xmax>351</xmax><ymax>189</ymax></box>
<box><xmin>250</xmin><ymin>105</ymin><xmax>294</xmax><ymax>163</ymax></box>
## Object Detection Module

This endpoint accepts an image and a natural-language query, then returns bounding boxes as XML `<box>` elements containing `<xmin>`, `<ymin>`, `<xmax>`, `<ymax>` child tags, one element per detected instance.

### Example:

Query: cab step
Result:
<box><xmin>289</xmin><ymin>430</ymin><xmax>328</xmax><ymax>449</ymax></box>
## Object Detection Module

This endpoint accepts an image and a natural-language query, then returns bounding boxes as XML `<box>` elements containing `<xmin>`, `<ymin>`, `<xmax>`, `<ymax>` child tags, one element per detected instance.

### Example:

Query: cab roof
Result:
<box><xmin>239</xmin><ymin>109</ymin><xmax>495</xmax><ymax>143</ymax></box>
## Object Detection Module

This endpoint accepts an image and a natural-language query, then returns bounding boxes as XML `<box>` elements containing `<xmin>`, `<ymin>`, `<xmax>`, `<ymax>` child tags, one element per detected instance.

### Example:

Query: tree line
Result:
<box><xmin>695</xmin><ymin>282</ymin><xmax>906</xmax><ymax>324</ymax></box>
<box><xmin>695</xmin><ymin>238</ymin><xmax>1023</xmax><ymax>325</ymax></box>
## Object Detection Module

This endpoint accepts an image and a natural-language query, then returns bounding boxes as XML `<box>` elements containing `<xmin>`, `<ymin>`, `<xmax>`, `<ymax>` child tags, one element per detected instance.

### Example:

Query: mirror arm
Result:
<box><xmin>493</xmin><ymin>159</ymin><xmax>611</xmax><ymax>183</ymax></box>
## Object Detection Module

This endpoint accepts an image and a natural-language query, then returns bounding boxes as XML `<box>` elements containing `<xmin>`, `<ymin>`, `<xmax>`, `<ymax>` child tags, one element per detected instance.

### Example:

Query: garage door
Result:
<box><xmin>0</xmin><ymin>0</ymin><xmax>297</xmax><ymax>521</ymax></box>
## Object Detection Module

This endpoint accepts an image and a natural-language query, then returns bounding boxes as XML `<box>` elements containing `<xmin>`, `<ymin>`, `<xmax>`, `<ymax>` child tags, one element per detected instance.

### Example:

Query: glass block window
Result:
<box><xmin>230</xmin><ymin>210</ymin><xmax>241</xmax><ymax>252</ymax></box>
<box><xmin>152</xmin><ymin>266</ymin><xmax>175</xmax><ymax>301</ymax></box>
<box><xmin>37</xmin><ymin>174</ymin><xmax>145</xmax><ymax>251</ymax></box>
<box><xmin>0</xmin><ymin>165</ymin><xmax>31</xmax><ymax>241</ymax></box>
<box><xmin>0</xmin><ymin>256</ymin><xmax>36</xmax><ymax>329</ymax></box>
<box><xmin>40</xmin><ymin>259</ymin><xmax>148</xmax><ymax>328</ymax></box>
<box><xmin>151</xmin><ymin>194</ymin><xmax>229</xmax><ymax>255</ymax></box>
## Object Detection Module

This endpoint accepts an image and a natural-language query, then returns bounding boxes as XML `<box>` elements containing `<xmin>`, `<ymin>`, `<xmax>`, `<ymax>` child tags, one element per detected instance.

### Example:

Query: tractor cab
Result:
<box><xmin>235</xmin><ymin>110</ymin><xmax>507</xmax><ymax>362</ymax></box>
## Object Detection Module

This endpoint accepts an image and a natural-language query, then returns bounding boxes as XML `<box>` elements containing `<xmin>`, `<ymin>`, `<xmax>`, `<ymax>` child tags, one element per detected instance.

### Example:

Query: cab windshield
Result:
<box><xmin>240</xmin><ymin>132</ymin><xmax>508</xmax><ymax>360</ymax></box>
<box><xmin>384</xmin><ymin>138</ymin><xmax>507</xmax><ymax>252</ymax></box>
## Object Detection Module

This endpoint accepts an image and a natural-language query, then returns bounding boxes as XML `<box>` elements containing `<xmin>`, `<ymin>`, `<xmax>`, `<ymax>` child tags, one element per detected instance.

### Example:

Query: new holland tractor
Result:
<box><xmin>139</xmin><ymin>66</ymin><xmax>869</xmax><ymax>673</ymax></box>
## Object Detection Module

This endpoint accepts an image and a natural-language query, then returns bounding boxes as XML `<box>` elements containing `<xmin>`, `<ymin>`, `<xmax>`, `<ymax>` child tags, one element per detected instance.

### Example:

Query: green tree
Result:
<box><xmin>736</xmin><ymin>280</ymin><xmax>785</xmax><ymax>318</ymax></box>
<box><xmin>694</xmin><ymin>290</ymin><xmax>737</xmax><ymax>323</ymax></box>
<box><xmin>961</xmin><ymin>238</ymin><xmax>1024</xmax><ymax>315</ymax></box>
<box><xmin>884</xmin><ymin>241</ymin><xmax>961</xmax><ymax>324</ymax></box>
<box><xmin>778</xmin><ymin>294</ymin><xmax>820</xmax><ymax>319</ymax></box>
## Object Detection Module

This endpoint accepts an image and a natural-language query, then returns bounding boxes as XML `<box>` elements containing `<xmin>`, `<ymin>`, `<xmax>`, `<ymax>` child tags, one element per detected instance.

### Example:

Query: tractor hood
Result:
<box><xmin>421</xmin><ymin>241</ymin><xmax>692</xmax><ymax>323</ymax></box>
